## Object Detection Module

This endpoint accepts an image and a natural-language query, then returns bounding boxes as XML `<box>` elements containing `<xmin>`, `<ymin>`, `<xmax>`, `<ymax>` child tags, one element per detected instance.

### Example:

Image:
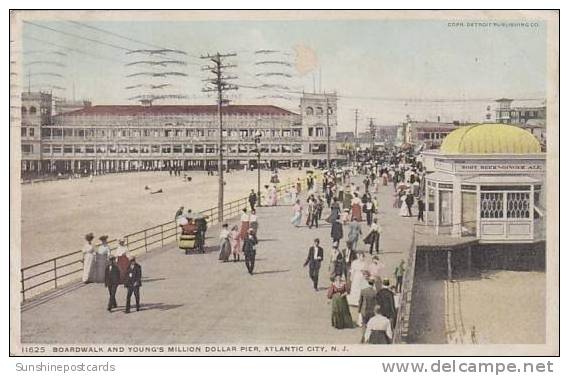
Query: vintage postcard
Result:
<box><xmin>9</xmin><ymin>10</ymin><xmax>559</xmax><ymax>356</ymax></box>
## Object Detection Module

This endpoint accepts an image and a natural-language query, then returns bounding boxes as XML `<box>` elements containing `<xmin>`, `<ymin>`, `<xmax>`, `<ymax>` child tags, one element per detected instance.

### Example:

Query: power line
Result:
<box><xmin>67</xmin><ymin>20</ymin><xmax>164</xmax><ymax>50</ymax></box>
<box><xmin>23</xmin><ymin>35</ymin><xmax>127</xmax><ymax>64</ymax></box>
<box><xmin>24</xmin><ymin>21</ymin><xmax>132</xmax><ymax>52</ymax></box>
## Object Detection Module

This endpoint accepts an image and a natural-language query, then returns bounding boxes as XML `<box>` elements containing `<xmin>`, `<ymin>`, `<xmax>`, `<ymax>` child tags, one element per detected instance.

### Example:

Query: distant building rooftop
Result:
<box><xmin>55</xmin><ymin>104</ymin><xmax>299</xmax><ymax>117</ymax></box>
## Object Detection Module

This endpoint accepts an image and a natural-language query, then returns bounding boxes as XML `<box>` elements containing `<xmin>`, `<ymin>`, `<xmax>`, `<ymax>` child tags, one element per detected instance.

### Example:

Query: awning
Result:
<box><xmin>425</xmin><ymin>171</ymin><xmax>454</xmax><ymax>183</ymax></box>
<box><xmin>462</xmin><ymin>175</ymin><xmax>542</xmax><ymax>184</ymax></box>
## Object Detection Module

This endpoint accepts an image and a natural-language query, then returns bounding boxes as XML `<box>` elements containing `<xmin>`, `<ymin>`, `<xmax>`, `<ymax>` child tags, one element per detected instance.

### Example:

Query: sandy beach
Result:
<box><xmin>20</xmin><ymin>168</ymin><xmax>308</xmax><ymax>266</ymax></box>
<box><xmin>409</xmin><ymin>270</ymin><xmax>545</xmax><ymax>344</ymax></box>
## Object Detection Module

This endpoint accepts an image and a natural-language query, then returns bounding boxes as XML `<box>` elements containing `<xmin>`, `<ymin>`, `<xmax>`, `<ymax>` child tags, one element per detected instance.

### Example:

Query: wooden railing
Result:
<box><xmin>392</xmin><ymin>220</ymin><xmax>479</xmax><ymax>344</ymax></box>
<box><xmin>20</xmin><ymin>173</ymin><xmax>318</xmax><ymax>302</ymax></box>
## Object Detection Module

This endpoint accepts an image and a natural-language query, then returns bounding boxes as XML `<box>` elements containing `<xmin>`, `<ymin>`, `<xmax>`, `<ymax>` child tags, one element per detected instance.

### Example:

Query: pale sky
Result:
<box><xmin>19</xmin><ymin>17</ymin><xmax>547</xmax><ymax>130</ymax></box>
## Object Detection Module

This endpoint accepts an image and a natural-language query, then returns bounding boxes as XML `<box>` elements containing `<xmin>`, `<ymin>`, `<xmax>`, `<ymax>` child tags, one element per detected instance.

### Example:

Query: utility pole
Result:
<box><xmin>201</xmin><ymin>52</ymin><xmax>238</xmax><ymax>223</ymax></box>
<box><xmin>353</xmin><ymin>109</ymin><xmax>359</xmax><ymax>160</ymax></box>
<box><xmin>326</xmin><ymin>96</ymin><xmax>331</xmax><ymax>169</ymax></box>
<box><xmin>368</xmin><ymin>117</ymin><xmax>376</xmax><ymax>156</ymax></box>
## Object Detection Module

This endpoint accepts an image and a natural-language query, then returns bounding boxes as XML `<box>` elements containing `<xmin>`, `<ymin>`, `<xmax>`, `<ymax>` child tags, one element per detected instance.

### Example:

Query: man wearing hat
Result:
<box><xmin>304</xmin><ymin>238</ymin><xmax>324</xmax><ymax>291</ymax></box>
<box><xmin>124</xmin><ymin>257</ymin><xmax>142</xmax><ymax>313</ymax></box>
<box><xmin>376</xmin><ymin>279</ymin><xmax>397</xmax><ymax>329</ymax></box>
<box><xmin>242</xmin><ymin>228</ymin><xmax>258</xmax><ymax>275</ymax></box>
<box><xmin>104</xmin><ymin>256</ymin><xmax>121</xmax><ymax>312</ymax></box>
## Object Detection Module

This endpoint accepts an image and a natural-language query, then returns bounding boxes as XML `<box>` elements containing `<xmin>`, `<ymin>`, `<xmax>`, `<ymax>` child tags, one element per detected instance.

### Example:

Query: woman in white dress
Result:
<box><xmin>347</xmin><ymin>252</ymin><xmax>369</xmax><ymax>306</ymax></box>
<box><xmin>95</xmin><ymin>235</ymin><xmax>111</xmax><ymax>283</ymax></box>
<box><xmin>399</xmin><ymin>193</ymin><xmax>409</xmax><ymax>217</ymax></box>
<box><xmin>81</xmin><ymin>233</ymin><xmax>96</xmax><ymax>283</ymax></box>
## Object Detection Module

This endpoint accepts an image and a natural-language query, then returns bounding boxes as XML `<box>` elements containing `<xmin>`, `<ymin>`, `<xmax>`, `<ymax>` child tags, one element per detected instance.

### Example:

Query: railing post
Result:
<box><xmin>21</xmin><ymin>270</ymin><xmax>25</xmax><ymax>302</ymax></box>
<box><xmin>174</xmin><ymin>220</ymin><xmax>178</xmax><ymax>241</ymax></box>
<box><xmin>53</xmin><ymin>259</ymin><xmax>58</xmax><ymax>289</ymax></box>
<box><xmin>144</xmin><ymin>230</ymin><xmax>148</xmax><ymax>252</ymax></box>
<box><xmin>160</xmin><ymin>224</ymin><xmax>164</xmax><ymax>247</ymax></box>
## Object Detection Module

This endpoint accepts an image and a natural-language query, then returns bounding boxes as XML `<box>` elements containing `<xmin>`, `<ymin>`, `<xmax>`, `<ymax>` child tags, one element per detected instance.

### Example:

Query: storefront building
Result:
<box><xmin>422</xmin><ymin>123</ymin><xmax>545</xmax><ymax>244</ymax></box>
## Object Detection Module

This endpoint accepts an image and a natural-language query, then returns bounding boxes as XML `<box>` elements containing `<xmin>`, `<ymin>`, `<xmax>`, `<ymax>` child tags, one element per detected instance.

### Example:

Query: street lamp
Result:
<box><xmin>254</xmin><ymin>130</ymin><xmax>262</xmax><ymax>207</ymax></box>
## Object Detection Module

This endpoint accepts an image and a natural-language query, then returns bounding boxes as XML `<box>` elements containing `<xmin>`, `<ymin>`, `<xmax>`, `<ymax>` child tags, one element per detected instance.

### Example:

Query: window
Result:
<box><xmin>74</xmin><ymin>145</ymin><xmax>84</xmax><ymax>154</ymax></box>
<box><xmin>507</xmin><ymin>192</ymin><xmax>530</xmax><ymax>218</ymax></box>
<box><xmin>306</xmin><ymin>107</ymin><xmax>314</xmax><ymax>115</ymax></box>
<box><xmin>21</xmin><ymin>107</ymin><xmax>27</xmax><ymax>115</ymax></box>
<box><xmin>310</xmin><ymin>144</ymin><xmax>327</xmax><ymax>153</ymax></box>
<box><xmin>327</xmin><ymin>106</ymin><xmax>334</xmax><ymax>115</ymax></box>
<box><xmin>292</xmin><ymin>144</ymin><xmax>302</xmax><ymax>153</ymax></box>
<box><xmin>22</xmin><ymin>144</ymin><xmax>32</xmax><ymax>153</ymax></box>
<box><xmin>206</xmin><ymin>145</ymin><xmax>217</xmax><ymax>154</ymax></box>
<box><xmin>109</xmin><ymin>145</ymin><xmax>117</xmax><ymax>153</ymax></box>
<box><xmin>315</xmin><ymin>107</ymin><xmax>323</xmax><ymax>115</ymax></box>
<box><xmin>480</xmin><ymin>192</ymin><xmax>504</xmax><ymax>219</ymax></box>
<box><xmin>52</xmin><ymin>145</ymin><xmax>61</xmax><ymax>154</ymax></box>
<box><xmin>141</xmin><ymin>146</ymin><xmax>149</xmax><ymax>153</ymax></box>
<box><xmin>64</xmin><ymin>129</ymin><xmax>73</xmax><ymax>137</ymax></box>
<box><xmin>316</xmin><ymin>128</ymin><xmax>324</xmax><ymax>137</ymax></box>
<box><xmin>308</xmin><ymin>128</ymin><xmax>314</xmax><ymax>137</ymax></box>
<box><xmin>184</xmin><ymin>144</ymin><xmax>193</xmax><ymax>154</ymax></box>
<box><xmin>29</xmin><ymin>106</ymin><xmax>37</xmax><ymax>114</ymax></box>
<box><xmin>21</xmin><ymin>127</ymin><xmax>27</xmax><ymax>137</ymax></box>
<box><xmin>151</xmin><ymin>145</ymin><xmax>160</xmax><ymax>153</ymax></box>
<box><xmin>195</xmin><ymin>145</ymin><xmax>204</xmax><ymax>153</ymax></box>
<box><xmin>42</xmin><ymin>145</ymin><xmax>51</xmax><ymax>154</ymax></box>
<box><xmin>161</xmin><ymin>146</ymin><xmax>171</xmax><ymax>153</ymax></box>
<box><xmin>85</xmin><ymin>145</ymin><xmax>95</xmax><ymax>153</ymax></box>
<box><xmin>240</xmin><ymin>129</ymin><xmax>248</xmax><ymax>138</ymax></box>
<box><xmin>270</xmin><ymin>144</ymin><xmax>280</xmax><ymax>153</ymax></box>
<box><xmin>238</xmin><ymin>144</ymin><xmax>248</xmax><ymax>154</ymax></box>
<box><xmin>282</xmin><ymin>145</ymin><xmax>291</xmax><ymax>153</ymax></box>
<box><xmin>173</xmin><ymin>145</ymin><xmax>182</xmax><ymax>154</ymax></box>
<box><xmin>63</xmin><ymin>145</ymin><xmax>73</xmax><ymax>154</ymax></box>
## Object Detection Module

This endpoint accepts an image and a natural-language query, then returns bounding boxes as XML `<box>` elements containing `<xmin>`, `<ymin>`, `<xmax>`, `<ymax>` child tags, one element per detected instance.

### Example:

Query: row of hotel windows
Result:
<box><xmin>305</xmin><ymin>106</ymin><xmax>334</xmax><ymax>116</ymax></box>
<box><xmin>21</xmin><ymin>106</ymin><xmax>49</xmax><ymax>115</ymax></box>
<box><xmin>21</xmin><ymin>127</ymin><xmax>35</xmax><ymax>137</ymax></box>
<box><xmin>40</xmin><ymin>127</ymin><xmax>331</xmax><ymax>138</ymax></box>
<box><xmin>417</xmin><ymin>132</ymin><xmax>451</xmax><ymax>140</ymax></box>
<box><xmin>35</xmin><ymin>144</ymin><xmax>328</xmax><ymax>155</ymax></box>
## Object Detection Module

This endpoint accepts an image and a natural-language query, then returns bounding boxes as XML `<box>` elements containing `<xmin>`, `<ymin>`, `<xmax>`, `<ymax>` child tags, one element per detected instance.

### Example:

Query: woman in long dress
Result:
<box><xmin>327</xmin><ymin>275</ymin><xmax>354</xmax><ymax>329</ymax></box>
<box><xmin>351</xmin><ymin>193</ymin><xmax>363</xmax><ymax>222</ymax></box>
<box><xmin>114</xmin><ymin>238</ymin><xmax>130</xmax><ymax>283</ymax></box>
<box><xmin>399</xmin><ymin>193</ymin><xmax>409</xmax><ymax>217</ymax></box>
<box><xmin>218</xmin><ymin>224</ymin><xmax>231</xmax><ymax>262</ymax></box>
<box><xmin>347</xmin><ymin>252</ymin><xmax>369</xmax><ymax>306</ymax></box>
<box><xmin>269</xmin><ymin>185</ymin><xmax>278</xmax><ymax>206</ymax></box>
<box><xmin>229</xmin><ymin>225</ymin><xmax>242</xmax><ymax>262</ymax></box>
<box><xmin>239</xmin><ymin>209</ymin><xmax>250</xmax><ymax>240</ymax></box>
<box><xmin>95</xmin><ymin>235</ymin><xmax>111</xmax><ymax>283</ymax></box>
<box><xmin>327</xmin><ymin>197</ymin><xmax>341</xmax><ymax>224</ymax></box>
<box><xmin>342</xmin><ymin>189</ymin><xmax>352</xmax><ymax>211</ymax></box>
<box><xmin>81</xmin><ymin>233</ymin><xmax>96</xmax><ymax>283</ymax></box>
<box><xmin>249</xmin><ymin>209</ymin><xmax>259</xmax><ymax>236</ymax></box>
<box><xmin>290</xmin><ymin>200</ymin><xmax>303</xmax><ymax>227</ymax></box>
<box><xmin>347</xmin><ymin>218</ymin><xmax>362</xmax><ymax>251</ymax></box>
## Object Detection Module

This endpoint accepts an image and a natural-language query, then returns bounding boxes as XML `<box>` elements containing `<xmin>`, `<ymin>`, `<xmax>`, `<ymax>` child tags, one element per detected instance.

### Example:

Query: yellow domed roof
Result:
<box><xmin>440</xmin><ymin>123</ymin><xmax>542</xmax><ymax>154</ymax></box>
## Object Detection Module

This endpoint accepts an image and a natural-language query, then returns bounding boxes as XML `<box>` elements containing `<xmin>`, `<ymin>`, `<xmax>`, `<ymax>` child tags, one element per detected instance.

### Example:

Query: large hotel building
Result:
<box><xmin>19</xmin><ymin>92</ymin><xmax>339</xmax><ymax>175</ymax></box>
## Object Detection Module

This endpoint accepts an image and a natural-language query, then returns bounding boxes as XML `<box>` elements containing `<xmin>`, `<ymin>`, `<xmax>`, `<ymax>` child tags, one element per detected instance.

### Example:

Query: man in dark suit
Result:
<box><xmin>124</xmin><ymin>257</ymin><xmax>142</xmax><ymax>313</ymax></box>
<box><xmin>376</xmin><ymin>279</ymin><xmax>397</xmax><ymax>328</ymax></box>
<box><xmin>104</xmin><ymin>256</ymin><xmax>121</xmax><ymax>312</ymax></box>
<box><xmin>248</xmin><ymin>189</ymin><xmax>257</xmax><ymax>210</ymax></box>
<box><xmin>303</xmin><ymin>238</ymin><xmax>324</xmax><ymax>291</ymax></box>
<box><xmin>243</xmin><ymin>229</ymin><xmax>258</xmax><ymax>275</ymax></box>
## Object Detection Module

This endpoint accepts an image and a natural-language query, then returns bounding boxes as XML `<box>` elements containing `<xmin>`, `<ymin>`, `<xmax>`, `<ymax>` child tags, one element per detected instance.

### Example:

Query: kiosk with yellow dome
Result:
<box><xmin>422</xmin><ymin>123</ymin><xmax>545</xmax><ymax>243</ymax></box>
